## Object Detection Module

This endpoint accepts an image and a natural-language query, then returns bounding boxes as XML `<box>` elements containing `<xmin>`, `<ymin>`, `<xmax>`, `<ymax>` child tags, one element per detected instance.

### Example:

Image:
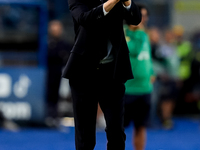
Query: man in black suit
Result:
<box><xmin>62</xmin><ymin>0</ymin><xmax>141</xmax><ymax>149</ymax></box>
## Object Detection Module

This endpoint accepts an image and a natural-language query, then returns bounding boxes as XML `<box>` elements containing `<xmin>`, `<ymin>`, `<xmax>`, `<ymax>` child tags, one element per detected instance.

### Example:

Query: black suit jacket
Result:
<box><xmin>62</xmin><ymin>0</ymin><xmax>141</xmax><ymax>82</ymax></box>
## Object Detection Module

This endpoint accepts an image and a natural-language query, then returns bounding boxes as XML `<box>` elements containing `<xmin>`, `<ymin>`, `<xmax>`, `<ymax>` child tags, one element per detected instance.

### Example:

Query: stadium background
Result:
<box><xmin>0</xmin><ymin>0</ymin><xmax>200</xmax><ymax>149</ymax></box>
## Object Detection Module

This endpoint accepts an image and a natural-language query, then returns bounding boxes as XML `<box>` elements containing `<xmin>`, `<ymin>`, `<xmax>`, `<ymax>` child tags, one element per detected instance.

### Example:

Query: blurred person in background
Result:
<box><xmin>148</xmin><ymin>27</ymin><xmax>166</xmax><ymax>128</ymax></box>
<box><xmin>173</xmin><ymin>25</ymin><xmax>193</xmax><ymax>82</ymax></box>
<box><xmin>148</xmin><ymin>27</ymin><xmax>166</xmax><ymax>74</ymax></box>
<box><xmin>157</xmin><ymin>29</ymin><xmax>180</xmax><ymax>129</ymax></box>
<box><xmin>123</xmin><ymin>4</ymin><xmax>154</xmax><ymax>150</ymax></box>
<box><xmin>172</xmin><ymin>25</ymin><xmax>194</xmax><ymax>106</ymax></box>
<box><xmin>148</xmin><ymin>27</ymin><xmax>165</xmax><ymax>65</ymax></box>
<box><xmin>62</xmin><ymin>0</ymin><xmax>141</xmax><ymax>149</ymax></box>
<box><xmin>46</xmin><ymin>20</ymin><xmax>71</xmax><ymax>127</ymax></box>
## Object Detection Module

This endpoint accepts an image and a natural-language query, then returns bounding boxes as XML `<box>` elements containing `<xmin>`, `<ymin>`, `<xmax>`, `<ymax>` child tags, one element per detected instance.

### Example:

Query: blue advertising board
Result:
<box><xmin>0</xmin><ymin>68</ymin><xmax>46</xmax><ymax>122</ymax></box>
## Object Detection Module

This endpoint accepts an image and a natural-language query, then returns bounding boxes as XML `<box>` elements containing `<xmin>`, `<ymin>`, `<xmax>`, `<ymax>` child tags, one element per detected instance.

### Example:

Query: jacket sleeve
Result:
<box><xmin>68</xmin><ymin>0</ymin><xmax>105</xmax><ymax>27</ymax></box>
<box><xmin>123</xmin><ymin>0</ymin><xmax>141</xmax><ymax>25</ymax></box>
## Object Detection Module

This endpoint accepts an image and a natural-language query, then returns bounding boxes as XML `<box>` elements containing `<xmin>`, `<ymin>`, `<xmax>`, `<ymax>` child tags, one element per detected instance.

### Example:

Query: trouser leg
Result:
<box><xmin>99</xmin><ymin>80</ymin><xmax>126</xmax><ymax>150</ymax></box>
<box><xmin>69</xmin><ymin>79</ymin><xmax>98</xmax><ymax>150</ymax></box>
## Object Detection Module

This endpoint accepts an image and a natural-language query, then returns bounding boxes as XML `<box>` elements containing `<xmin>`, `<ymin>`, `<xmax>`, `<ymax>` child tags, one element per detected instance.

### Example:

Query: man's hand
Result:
<box><xmin>103</xmin><ymin>0</ymin><xmax>120</xmax><ymax>13</ymax></box>
<box><xmin>122</xmin><ymin>0</ymin><xmax>131</xmax><ymax>7</ymax></box>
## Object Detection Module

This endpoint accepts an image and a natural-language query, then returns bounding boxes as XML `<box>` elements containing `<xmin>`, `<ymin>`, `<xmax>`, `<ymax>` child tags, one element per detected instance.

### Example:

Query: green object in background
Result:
<box><xmin>177</xmin><ymin>41</ymin><xmax>193</xmax><ymax>80</ymax></box>
<box><xmin>124</xmin><ymin>26</ymin><xmax>154</xmax><ymax>95</ymax></box>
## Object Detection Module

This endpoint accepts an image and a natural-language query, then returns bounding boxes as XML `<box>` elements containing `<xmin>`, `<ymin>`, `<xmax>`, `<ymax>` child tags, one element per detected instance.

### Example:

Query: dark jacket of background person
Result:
<box><xmin>62</xmin><ymin>0</ymin><xmax>141</xmax><ymax>82</ymax></box>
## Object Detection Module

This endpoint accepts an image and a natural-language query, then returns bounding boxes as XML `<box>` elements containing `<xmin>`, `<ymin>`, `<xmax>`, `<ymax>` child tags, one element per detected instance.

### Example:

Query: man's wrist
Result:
<box><xmin>103</xmin><ymin>4</ymin><xmax>109</xmax><ymax>15</ymax></box>
<box><xmin>103</xmin><ymin>0</ymin><xmax>119</xmax><ymax>13</ymax></box>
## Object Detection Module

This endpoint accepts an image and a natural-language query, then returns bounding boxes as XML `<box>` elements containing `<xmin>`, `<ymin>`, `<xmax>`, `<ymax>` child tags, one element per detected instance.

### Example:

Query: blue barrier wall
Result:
<box><xmin>0</xmin><ymin>0</ymin><xmax>48</xmax><ymax>123</ymax></box>
<box><xmin>0</xmin><ymin>68</ymin><xmax>47</xmax><ymax>123</ymax></box>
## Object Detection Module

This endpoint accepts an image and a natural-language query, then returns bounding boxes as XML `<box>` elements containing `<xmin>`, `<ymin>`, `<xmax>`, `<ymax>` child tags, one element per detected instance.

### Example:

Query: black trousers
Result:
<box><xmin>69</xmin><ymin>62</ymin><xmax>126</xmax><ymax>150</ymax></box>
